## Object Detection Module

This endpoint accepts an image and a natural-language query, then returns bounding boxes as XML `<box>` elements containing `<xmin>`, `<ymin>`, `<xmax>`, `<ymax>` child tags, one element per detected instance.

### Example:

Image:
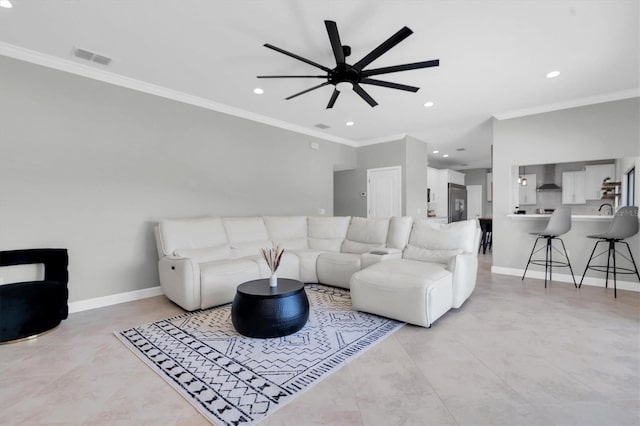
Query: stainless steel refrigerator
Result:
<box><xmin>448</xmin><ymin>183</ymin><xmax>467</xmax><ymax>223</ymax></box>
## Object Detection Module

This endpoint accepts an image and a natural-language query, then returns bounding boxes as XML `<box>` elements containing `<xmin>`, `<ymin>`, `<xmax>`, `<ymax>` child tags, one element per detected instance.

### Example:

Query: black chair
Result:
<box><xmin>478</xmin><ymin>218</ymin><xmax>492</xmax><ymax>254</ymax></box>
<box><xmin>579</xmin><ymin>206</ymin><xmax>640</xmax><ymax>298</ymax></box>
<box><xmin>522</xmin><ymin>207</ymin><xmax>577</xmax><ymax>288</ymax></box>
<box><xmin>0</xmin><ymin>249</ymin><xmax>68</xmax><ymax>343</ymax></box>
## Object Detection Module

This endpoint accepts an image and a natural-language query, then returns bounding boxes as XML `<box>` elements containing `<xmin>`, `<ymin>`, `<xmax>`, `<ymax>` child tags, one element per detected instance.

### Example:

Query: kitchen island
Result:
<box><xmin>492</xmin><ymin>213</ymin><xmax>639</xmax><ymax>293</ymax></box>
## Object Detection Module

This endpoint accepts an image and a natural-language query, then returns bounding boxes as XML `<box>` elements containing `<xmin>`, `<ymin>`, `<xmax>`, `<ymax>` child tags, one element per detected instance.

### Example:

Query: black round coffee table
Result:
<box><xmin>231</xmin><ymin>278</ymin><xmax>309</xmax><ymax>338</ymax></box>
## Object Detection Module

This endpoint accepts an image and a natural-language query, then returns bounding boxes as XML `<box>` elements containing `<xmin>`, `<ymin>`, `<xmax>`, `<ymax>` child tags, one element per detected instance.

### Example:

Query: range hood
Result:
<box><xmin>536</xmin><ymin>164</ymin><xmax>562</xmax><ymax>191</ymax></box>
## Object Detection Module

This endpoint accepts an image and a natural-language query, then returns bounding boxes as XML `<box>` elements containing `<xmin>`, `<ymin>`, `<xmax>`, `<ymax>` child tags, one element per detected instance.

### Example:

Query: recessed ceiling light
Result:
<box><xmin>443</xmin><ymin>154</ymin><xmax>449</xmax><ymax>158</ymax></box>
<box><xmin>432</xmin><ymin>150</ymin><xmax>439</xmax><ymax>154</ymax></box>
<box><xmin>253</xmin><ymin>88</ymin><xmax>264</xmax><ymax>95</ymax></box>
<box><xmin>424</xmin><ymin>101</ymin><xmax>434</xmax><ymax>108</ymax></box>
<box><xmin>546</xmin><ymin>70</ymin><xmax>560</xmax><ymax>79</ymax></box>
<box><xmin>0</xmin><ymin>0</ymin><xmax>13</xmax><ymax>8</ymax></box>
<box><xmin>345</xmin><ymin>121</ymin><xmax>354</xmax><ymax>126</ymax></box>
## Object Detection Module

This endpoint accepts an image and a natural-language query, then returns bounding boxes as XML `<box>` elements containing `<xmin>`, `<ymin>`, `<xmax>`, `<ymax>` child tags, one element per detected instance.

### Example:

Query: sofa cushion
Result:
<box><xmin>342</xmin><ymin>217</ymin><xmax>389</xmax><ymax>254</ymax></box>
<box><xmin>403</xmin><ymin>219</ymin><xmax>476</xmax><ymax>264</ymax></box>
<box><xmin>386</xmin><ymin>216</ymin><xmax>414</xmax><ymax>249</ymax></box>
<box><xmin>307</xmin><ymin>216</ymin><xmax>351</xmax><ymax>252</ymax></box>
<box><xmin>316</xmin><ymin>252</ymin><xmax>362</xmax><ymax>288</ymax></box>
<box><xmin>158</xmin><ymin>216</ymin><xmax>229</xmax><ymax>256</ymax></box>
<box><xmin>174</xmin><ymin>244</ymin><xmax>232</xmax><ymax>263</ymax></box>
<box><xmin>263</xmin><ymin>216</ymin><xmax>308</xmax><ymax>250</ymax></box>
<box><xmin>288</xmin><ymin>249</ymin><xmax>326</xmax><ymax>283</ymax></box>
<box><xmin>222</xmin><ymin>217</ymin><xmax>272</xmax><ymax>258</ymax></box>
<box><xmin>199</xmin><ymin>259</ymin><xmax>261</xmax><ymax>308</ymax></box>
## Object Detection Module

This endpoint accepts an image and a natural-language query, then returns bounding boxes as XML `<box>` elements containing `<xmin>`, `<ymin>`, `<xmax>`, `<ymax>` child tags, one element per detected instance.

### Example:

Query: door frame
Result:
<box><xmin>367</xmin><ymin>166</ymin><xmax>402</xmax><ymax>218</ymax></box>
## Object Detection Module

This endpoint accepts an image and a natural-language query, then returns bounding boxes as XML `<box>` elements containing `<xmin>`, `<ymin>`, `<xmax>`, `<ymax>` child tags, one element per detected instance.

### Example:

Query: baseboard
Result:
<box><xmin>491</xmin><ymin>266</ymin><xmax>639</xmax><ymax>292</ymax></box>
<box><xmin>68</xmin><ymin>286</ymin><xmax>164</xmax><ymax>314</ymax></box>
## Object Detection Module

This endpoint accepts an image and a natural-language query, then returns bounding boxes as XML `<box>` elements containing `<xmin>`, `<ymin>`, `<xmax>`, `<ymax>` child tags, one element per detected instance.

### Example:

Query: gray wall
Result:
<box><xmin>334</xmin><ymin>138</ymin><xmax>406</xmax><ymax>217</ymax></box>
<box><xmin>493</xmin><ymin>98</ymin><xmax>640</xmax><ymax>278</ymax></box>
<box><xmin>0</xmin><ymin>56</ymin><xmax>355</xmax><ymax>302</ymax></box>
<box><xmin>405</xmin><ymin>136</ymin><xmax>429</xmax><ymax>217</ymax></box>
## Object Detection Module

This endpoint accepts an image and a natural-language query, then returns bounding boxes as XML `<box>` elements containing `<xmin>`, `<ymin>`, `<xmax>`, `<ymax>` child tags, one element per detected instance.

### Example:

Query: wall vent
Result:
<box><xmin>314</xmin><ymin>123</ymin><xmax>330</xmax><ymax>129</ymax></box>
<box><xmin>72</xmin><ymin>47</ymin><xmax>112</xmax><ymax>66</ymax></box>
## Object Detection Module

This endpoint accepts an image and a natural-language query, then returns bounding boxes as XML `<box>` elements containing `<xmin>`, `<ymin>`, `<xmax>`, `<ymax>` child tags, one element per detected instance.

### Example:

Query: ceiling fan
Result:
<box><xmin>258</xmin><ymin>20</ymin><xmax>439</xmax><ymax>108</ymax></box>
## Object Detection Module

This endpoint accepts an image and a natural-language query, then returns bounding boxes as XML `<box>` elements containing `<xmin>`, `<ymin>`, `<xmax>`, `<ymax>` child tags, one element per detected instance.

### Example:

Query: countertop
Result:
<box><xmin>506</xmin><ymin>214</ymin><xmax>615</xmax><ymax>221</ymax></box>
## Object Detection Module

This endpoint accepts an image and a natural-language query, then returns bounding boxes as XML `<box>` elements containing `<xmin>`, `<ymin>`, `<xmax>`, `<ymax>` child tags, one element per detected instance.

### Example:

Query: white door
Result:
<box><xmin>367</xmin><ymin>166</ymin><xmax>402</xmax><ymax>218</ymax></box>
<box><xmin>467</xmin><ymin>185</ymin><xmax>483</xmax><ymax>219</ymax></box>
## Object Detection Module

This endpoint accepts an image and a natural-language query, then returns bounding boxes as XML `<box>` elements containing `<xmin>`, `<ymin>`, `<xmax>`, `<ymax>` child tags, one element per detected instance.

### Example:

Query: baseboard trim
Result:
<box><xmin>491</xmin><ymin>266</ymin><xmax>639</xmax><ymax>292</ymax></box>
<box><xmin>68</xmin><ymin>286</ymin><xmax>164</xmax><ymax>314</ymax></box>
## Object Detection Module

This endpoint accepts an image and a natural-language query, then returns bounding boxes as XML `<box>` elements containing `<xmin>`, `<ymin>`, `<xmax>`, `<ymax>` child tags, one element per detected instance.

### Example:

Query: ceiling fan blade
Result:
<box><xmin>257</xmin><ymin>75</ymin><xmax>327</xmax><ymax>78</ymax></box>
<box><xmin>285</xmin><ymin>82</ymin><xmax>330</xmax><ymax>100</ymax></box>
<box><xmin>325</xmin><ymin>20</ymin><xmax>345</xmax><ymax>65</ymax></box>
<box><xmin>264</xmin><ymin>43</ymin><xmax>332</xmax><ymax>73</ymax></box>
<box><xmin>360</xmin><ymin>78</ymin><xmax>420</xmax><ymax>92</ymax></box>
<box><xmin>353</xmin><ymin>84</ymin><xmax>378</xmax><ymax>107</ymax></box>
<box><xmin>361</xmin><ymin>59</ymin><xmax>440</xmax><ymax>77</ymax></box>
<box><xmin>353</xmin><ymin>26</ymin><xmax>413</xmax><ymax>71</ymax></box>
<box><xmin>326</xmin><ymin>89</ymin><xmax>340</xmax><ymax>109</ymax></box>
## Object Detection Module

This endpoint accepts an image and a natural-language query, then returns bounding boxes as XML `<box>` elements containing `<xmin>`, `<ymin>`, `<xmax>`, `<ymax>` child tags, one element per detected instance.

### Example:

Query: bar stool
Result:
<box><xmin>579</xmin><ymin>206</ymin><xmax>640</xmax><ymax>298</ymax></box>
<box><xmin>522</xmin><ymin>207</ymin><xmax>577</xmax><ymax>287</ymax></box>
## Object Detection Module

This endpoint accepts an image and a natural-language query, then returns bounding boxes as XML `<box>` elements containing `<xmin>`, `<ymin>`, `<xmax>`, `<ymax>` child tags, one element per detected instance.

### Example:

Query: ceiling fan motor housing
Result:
<box><xmin>329</xmin><ymin>64</ymin><xmax>360</xmax><ymax>85</ymax></box>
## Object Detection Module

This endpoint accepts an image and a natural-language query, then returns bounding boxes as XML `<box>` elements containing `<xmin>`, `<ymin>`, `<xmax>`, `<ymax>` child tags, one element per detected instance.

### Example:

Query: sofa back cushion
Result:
<box><xmin>307</xmin><ymin>216</ymin><xmax>351</xmax><ymax>252</ymax></box>
<box><xmin>263</xmin><ymin>216</ymin><xmax>308</xmax><ymax>250</ymax></box>
<box><xmin>386</xmin><ymin>216</ymin><xmax>414</xmax><ymax>249</ymax></box>
<box><xmin>342</xmin><ymin>217</ymin><xmax>390</xmax><ymax>254</ymax></box>
<box><xmin>403</xmin><ymin>219</ymin><xmax>477</xmax><ymax>264</ymax></box>
<box><xmin>222</xmin><ymin>217</ymin><xmax>272</xmax><ymax>258</ymax></box>
<box><xmin>158</xmin><ymin>216</ymin><xmax>230</xmax><ymax>257</ymax></box>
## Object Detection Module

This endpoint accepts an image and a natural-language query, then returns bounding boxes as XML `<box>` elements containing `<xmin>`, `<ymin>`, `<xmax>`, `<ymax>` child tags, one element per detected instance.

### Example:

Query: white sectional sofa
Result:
<box><xmin>154</xmin><ymin>215</ymin><xmax>480</xmax><ymax>327</ymax></box>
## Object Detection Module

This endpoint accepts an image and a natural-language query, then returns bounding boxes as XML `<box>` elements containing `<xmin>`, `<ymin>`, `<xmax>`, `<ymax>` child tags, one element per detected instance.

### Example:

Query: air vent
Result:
<box><xmin>456</xmin><ymin>148</ymin><xmax>466</xmax><ymax>151</ymax></box>
<box><xmin>314</xmin><ymin>123</ymin><xmax>330</xmax><ymax>129</ymax></box>
<box><xmin>72</xmin><ymin>47</ymin><xmax>112</xmax><ymax>66</ymax></box>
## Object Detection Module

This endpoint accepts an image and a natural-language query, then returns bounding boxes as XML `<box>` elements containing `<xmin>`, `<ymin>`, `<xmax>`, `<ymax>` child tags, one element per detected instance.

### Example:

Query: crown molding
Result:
<box><xmin>493</xmin><ymin>89</ymin><xmax>640</xmax><ymax>120</ymax></box>
<box><xmin>0</xmin><ymin>42</ymin><xmax>358</xmax><ymax>147</ymax></box>
<box><xmin>354</xmin><ymin>133</ymin><xmax>407</xmax><ymax>147</ymax></box>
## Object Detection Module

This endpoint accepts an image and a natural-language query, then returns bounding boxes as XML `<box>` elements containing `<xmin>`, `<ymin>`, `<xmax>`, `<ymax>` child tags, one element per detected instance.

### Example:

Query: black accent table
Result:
<box><xmin>231</xmin><ymin>278</ymin><xmax>309</xmax><ymax>338</ymax></box>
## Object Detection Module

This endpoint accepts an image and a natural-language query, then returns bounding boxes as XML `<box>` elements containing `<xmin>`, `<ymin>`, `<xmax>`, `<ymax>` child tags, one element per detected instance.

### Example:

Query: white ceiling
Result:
<box><xmin>1</xmin><ymin>0</ymin><xmax>638</xmax><ymax>169</ymax></box>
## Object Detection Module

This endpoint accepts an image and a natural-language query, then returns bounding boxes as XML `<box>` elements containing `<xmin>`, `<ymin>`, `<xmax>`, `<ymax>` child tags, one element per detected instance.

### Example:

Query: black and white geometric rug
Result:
<box><xmin>115</xmin><ymin>284</ymin><xmax>404</xmax><ymax>425</ymax></box>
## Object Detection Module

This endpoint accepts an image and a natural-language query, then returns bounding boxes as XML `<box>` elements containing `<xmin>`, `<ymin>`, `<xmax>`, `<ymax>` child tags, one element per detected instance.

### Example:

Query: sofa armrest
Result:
<box><xmin>447</xmin><ymin>253</ymin><xmax>478</xmax><ymax>309</ymax></box>
<box><xmin>158</xmin><ymin>256</ymin><xmax>202</xmax><ymax>311</ymax></box>
<box><xmin>361</xmin><ymin>251</ymin><xmax>403</xmax><ymax>269</ymax></box>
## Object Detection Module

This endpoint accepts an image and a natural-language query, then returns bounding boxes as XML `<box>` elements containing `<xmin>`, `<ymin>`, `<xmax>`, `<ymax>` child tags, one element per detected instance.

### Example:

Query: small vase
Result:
<box><xmin>269</xmin><ymin>273</ymin><xmax>278</xmax><ymax>287</ymax></box>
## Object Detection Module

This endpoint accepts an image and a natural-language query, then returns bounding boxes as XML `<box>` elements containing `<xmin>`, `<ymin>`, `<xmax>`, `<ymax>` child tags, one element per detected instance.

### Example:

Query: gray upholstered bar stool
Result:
<box><xmin>579</xmin><ymin>206</ymin><xmax>640</xmax><ymax>298</ymax></box>
<box><xmin>522</xmin><ymin>206</ymin><xmax>577</xmax><ymax>287</ymax></box>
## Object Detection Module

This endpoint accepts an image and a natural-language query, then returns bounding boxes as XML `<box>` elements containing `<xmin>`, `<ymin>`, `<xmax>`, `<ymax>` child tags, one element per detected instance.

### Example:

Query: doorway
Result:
<box><xmin>367</xmin><ymin>166</ymin><xmax>402</xmax><ymax>218</ymax></box>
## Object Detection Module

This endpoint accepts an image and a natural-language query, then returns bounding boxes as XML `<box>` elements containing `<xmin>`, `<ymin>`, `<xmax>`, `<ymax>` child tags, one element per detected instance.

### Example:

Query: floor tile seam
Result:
<box><xmin>395</xmin><ymin>334</ymin><xmax>461</xmax><ymax>426</ymax></box>
<box><xmin>342</xmin><ymin>363</ymin><xmax>367</xmax><ymax>426</ymax></box>
<box><xmin>454</xmin><ymin>334</ymin><xmax>545</xmax><ymax>411</ymax></box>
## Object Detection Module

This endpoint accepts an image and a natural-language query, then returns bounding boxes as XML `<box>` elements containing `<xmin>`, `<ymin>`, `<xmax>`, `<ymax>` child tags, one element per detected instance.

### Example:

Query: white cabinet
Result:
<box><xmin>447</xmin><ymin>170</ymin><xmax>465</xmax><ymax>186</ymax></box>
<box><xmin>584</xmin><ymin>164</ymin><xmax>615</xmax><ymax>200</ymax></box>
<box><xmin>427</xmin><ymin>168</ymin><xmax>466</xmax><ymax>218</ymax></box>
<box><xmin>518</xmin><ymin>174</ymin><xmax>537</xmax><ymax>205</ymax></box>
<box><xmin>562</xmin><ymin>171</ymin><xmax>586</xmax><ymax>204</ymax></box>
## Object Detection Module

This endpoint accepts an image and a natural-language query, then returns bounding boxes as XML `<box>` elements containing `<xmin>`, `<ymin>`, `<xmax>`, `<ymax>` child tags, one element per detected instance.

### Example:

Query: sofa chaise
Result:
<box><xmin>154</xmin><ymin>215</ymin><xmax>480</xmax><ymax>327</ymax></box>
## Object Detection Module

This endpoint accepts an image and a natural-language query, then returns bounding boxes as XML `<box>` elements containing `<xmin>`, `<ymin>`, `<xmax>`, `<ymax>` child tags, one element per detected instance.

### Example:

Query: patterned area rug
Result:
<box><xmin>115</xmin><ymin>284</ymin><xmax>404</xmax><ymax>425</ymax></box>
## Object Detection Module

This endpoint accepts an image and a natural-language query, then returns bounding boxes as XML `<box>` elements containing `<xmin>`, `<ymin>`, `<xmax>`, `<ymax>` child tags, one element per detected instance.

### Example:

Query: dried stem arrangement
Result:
<box><xmin>261</xmin><ymin>246</ymin><xmax>285</xmax><ymax>275</ymax></box>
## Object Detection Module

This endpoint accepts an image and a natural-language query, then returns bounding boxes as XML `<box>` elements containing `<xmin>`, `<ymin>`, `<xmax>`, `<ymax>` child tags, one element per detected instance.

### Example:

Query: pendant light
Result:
<box><xmin>521</xmin><ymin>166</ymin><xmax>528</xmax><ymax>186</ymax></box>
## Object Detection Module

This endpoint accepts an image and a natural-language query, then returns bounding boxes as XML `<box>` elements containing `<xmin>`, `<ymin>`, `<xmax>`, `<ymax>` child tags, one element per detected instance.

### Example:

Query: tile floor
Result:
<box><xmin>1</xmin><ymin>254</ymin><xmax>638</xmax><ymax>425</ymax></box>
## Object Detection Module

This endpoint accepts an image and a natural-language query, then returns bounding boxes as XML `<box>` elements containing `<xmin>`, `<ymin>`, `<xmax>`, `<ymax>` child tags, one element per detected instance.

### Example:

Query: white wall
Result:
<box><xmin>0</xmin><ymin>56</ymin><xmax>355</xmax><ymax>302</ymax></box>
<box><xmin>493</xmin><ymin>98</ymin><xmax>640</xmax><ymax>278</ymax></box>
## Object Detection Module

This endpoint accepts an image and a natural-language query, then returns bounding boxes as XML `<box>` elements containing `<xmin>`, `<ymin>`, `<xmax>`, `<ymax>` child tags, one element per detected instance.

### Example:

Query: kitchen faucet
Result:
<box><xmin>598</xmin><ymin>203</ymin><xmax>613</xmax><ymax>215</ymax></box>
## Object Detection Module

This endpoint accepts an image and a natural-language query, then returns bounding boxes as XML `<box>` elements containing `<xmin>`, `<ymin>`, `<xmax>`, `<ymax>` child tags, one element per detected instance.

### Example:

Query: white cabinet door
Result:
<box><xmin>447</xmin><ymin>170</ymin><xmax>465</xmax><ymax>185</ymax></box>
<box><xmin>518</xmin><ymin>174</ymin><xmax>537</xmax><ymax>205</ymax></box>
<box><xmin>562</xmin><ymin>171</ymin><xmax>586</xmax><ymax>204</ymax></box>
<box><xmin>584</xmin><ymin>164</ymin><xmax>615</xmax><ymax>200</ymax></box>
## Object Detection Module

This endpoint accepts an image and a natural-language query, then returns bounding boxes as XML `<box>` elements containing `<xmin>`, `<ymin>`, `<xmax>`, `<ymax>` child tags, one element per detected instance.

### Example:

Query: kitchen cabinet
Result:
<box><xmin>562</xmin><ymin>171</ymin><xmax>586</xmax><ymax>204</ymax></box>
<box><xmin>584</xmin><ymin>164</ymin><xmax>615</xmax><ymax>200</ymax></box>
<box><xmin>427</xmin><ymin>167</ymin><xmax>466</xmax><ymax>218</ymax></box>
<box><xmin>518</xmin><ymin>174</ymin><xmax>537</xmax><ymax>205</ymax></box>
